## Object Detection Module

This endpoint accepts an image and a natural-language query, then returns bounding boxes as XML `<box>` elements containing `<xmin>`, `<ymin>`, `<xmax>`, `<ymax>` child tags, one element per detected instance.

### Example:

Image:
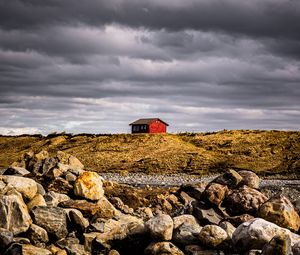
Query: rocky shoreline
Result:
<box><xmin>1</xmin><ymin>150</ymin><xmax>300</xmax><ymax>254</ymax></box>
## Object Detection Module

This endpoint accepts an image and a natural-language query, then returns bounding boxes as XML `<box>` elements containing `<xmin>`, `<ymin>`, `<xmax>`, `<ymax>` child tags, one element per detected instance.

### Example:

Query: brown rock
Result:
<box><xmin>261</xmin><ymin>234</ymin><xmax>292</xmax><ymax>255</ymax></box>
<box><xmin>27</xmin><ymin>194</ymin><xmax>47</xmax><ymax>211</ymax></box>
<box><xmin>238</xmin><ymin>170</ymin><xmax>260</xmax><ymax>189</ymax></box>
<box><xmin>225</xmin><ymin>214</ymin><xmax>255</xmax><ymax>227</ymax></box>
<box><xmin>74</xmin><ymin>171</ymin><xmax>104</xmax><ymax>201</ymax></box>
<box><xmin>5</xmin><ymin>243</ymin><xmax>51</xmax><ymax>255</ymax></box>
<box><xmin>224</xmin><ymin>185</ymin><xmax>268</xmax><ymax>215</ymax></box>
<box><xmin>144</xmin><ymin>242</ymin><xmax>184</xmax><ymax>255</ymax></box>
<box><xmin>59</xmin><ymin>199</ymin><xmax>102</xmax><ymax>216</ymax></box>
<box><xmin>203</xmin><ymin>183</ymin><xmax>228</xmax><ymax>206</ymax></box>
<box><xmin>198</xmin><ymin>225</ymin><xmax>228</xmax><ymax>248</ymax></box>
<box><xmin>259</xmin><ymin>194</ymin><xmax>300</xmax><ymax>232</ymax></box>
<box><xmin>56</xmin><ymin>151</ymin><xmax>84</xmax><ymax>169</ymax></box>
<box><xmin>27</xmin><ymin>224</ymin><xmax>49</xmax><ymax>245</ymax></box>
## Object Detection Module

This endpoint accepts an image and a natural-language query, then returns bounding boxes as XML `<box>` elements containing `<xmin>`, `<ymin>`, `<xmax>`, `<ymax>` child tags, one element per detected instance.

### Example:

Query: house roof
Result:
<box><xmin>129</xmin><ymin>118</ymin><xmax>169</xmax><ymax>126</ymax></box>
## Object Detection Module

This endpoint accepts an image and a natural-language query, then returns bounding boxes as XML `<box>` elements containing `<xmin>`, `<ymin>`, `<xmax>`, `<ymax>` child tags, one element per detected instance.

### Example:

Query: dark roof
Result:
<box><xmin>129</xmin><ymin>118</ymin><xmax>169</xmax><ymax>126</ymax></box>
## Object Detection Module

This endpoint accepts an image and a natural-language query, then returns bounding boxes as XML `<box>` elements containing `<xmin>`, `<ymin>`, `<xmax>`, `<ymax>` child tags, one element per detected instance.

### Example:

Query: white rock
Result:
<box><xmin>0</xmin><ymin>176</ymin><xmax>37</xmax><ymax>200</ymax></box>
<box><xmin>232</xmin><ymin>218</ymin><xmax>300</xmax><ymax>252</ymax></box>
<box><xmin>146</xmin><ymin>214</ymin><xmax>173</xmax><ymax>241</ymax></box>
<box><xmin>198</xmin><ymin>225</ymin><xmax>228</xmax><ymax>248</ymax></box>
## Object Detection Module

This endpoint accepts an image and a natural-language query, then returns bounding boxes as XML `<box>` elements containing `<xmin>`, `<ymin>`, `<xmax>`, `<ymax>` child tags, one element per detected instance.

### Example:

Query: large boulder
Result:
<box><xmin>0</xmin><ymin>191</ymin><xmax>32</xmax><ymax>234</ymax></box>
<box><xmin>203</xmin><ymin>183</ymin><xmax>228</xmax><ymax>206</ymax></box>
<box><xmin>146</xmin><ymin>214</ymin><xmax>173</xmax><ymax>241</ymax></box>
<box><xmin>238</xmin><ymin>170</ymin><xmax>260</xmax><ymax>189</ymax></box>
<box><xmin>172</xmin><ymin>215</ymin><xmax>202</xmax><ymax>245</ymax></box>
<box><xmin>232</xmin><ymin>218</ymin><xmax>300</xmax><ymax>252</ymax></box>
<box><xmin>31</xmin><ymin>206</ymin><xmax>68</xmax><ymax>240</ymax></box>
<box><xmin>0</xmin><ymin>176</ymin><xmax>37</xmax><ymax>200</ymax></box>
<box><xmin>198</xmin><ymin>225</ymin><xmax>228</xmax><ymax>248</ymax></box>
<box><xmin>144</xmin><ymin>242</ymin><xmax>184</xmax><ymax>255</ymax></box>
<box><xmin>259</xmin><ymin>194</ymin><xmax>300</xmax><ymax>232</ymax></box>
<box><xmin>74</xmin><ymin>171</ymin><xmax>104</xmax><ymax>201</ymax></box>
<box><xmin>224</xmin><ymin>185</ymin><xmax>268</xmax><ymax>215</ymax></box>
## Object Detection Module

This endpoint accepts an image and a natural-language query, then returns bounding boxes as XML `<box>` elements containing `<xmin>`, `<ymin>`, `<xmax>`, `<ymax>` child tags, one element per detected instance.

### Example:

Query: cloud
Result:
<box><xmin>0</xmin><ymin>1</ymin><xmax>299</xmax><ymax>133</ymax></box>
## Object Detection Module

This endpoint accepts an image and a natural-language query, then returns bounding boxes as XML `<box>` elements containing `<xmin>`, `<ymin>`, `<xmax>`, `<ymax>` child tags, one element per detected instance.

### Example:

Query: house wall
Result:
<box><xmin>149</xmin><ymin>120</ymin><xmax>167</xmax><ymax>133</ymax></box>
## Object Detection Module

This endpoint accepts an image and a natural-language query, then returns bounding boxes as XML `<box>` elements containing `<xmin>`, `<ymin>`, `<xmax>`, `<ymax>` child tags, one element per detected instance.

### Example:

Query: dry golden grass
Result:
<box><xmin>0</xmin><ymin>130</ymin><xmax>299</xmax><ymax>176</ymax></box>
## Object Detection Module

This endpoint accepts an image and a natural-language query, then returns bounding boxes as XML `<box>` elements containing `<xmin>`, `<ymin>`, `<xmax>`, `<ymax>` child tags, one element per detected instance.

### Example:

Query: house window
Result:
<box><xmin>133</xmin><ymin>126</ymin><xmax>139</xmax><ymax>131</ymax></box>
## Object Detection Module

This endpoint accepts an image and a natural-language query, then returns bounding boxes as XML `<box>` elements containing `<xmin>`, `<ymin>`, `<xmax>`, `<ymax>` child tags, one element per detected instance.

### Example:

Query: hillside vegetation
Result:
<box><xmin>0</xmin><ymin>130</ymin><xmax>299</xmax><ymax>176</ymax></box>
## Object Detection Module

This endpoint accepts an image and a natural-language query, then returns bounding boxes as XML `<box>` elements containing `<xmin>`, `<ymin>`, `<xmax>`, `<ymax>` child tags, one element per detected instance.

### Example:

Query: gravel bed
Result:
<box><xmin>99</xmin><ymin>172</ymin><xmax>300</xmax><ymax>189</ymax></box>
<box><xmin>99</xmin><ymin>173</ymin><xmax>217</xmax><ymax>187</ymax></box>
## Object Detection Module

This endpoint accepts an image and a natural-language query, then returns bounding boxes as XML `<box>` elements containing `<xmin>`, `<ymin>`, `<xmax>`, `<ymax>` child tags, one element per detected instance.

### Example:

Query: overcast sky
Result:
<box><xmin>0</xmin><ymin>0</ymin><xmax>299</xmax><ymax>135</ymax></box>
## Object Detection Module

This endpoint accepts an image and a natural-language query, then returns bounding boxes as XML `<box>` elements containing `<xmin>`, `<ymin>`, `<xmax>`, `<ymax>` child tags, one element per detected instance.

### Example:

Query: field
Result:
<box><xmin>0</xmin><ymin>130</ymin><xmax>299</xmax><ymax>177</ymax></box>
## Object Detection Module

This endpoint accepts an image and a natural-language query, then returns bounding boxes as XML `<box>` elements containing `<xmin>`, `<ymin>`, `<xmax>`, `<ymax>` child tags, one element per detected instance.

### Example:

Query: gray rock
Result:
<box><xmin>36</xmin><ymin>182</ymin><xmax>46</xmax><ymax>196</ymax></box>
<box><xmin>193</xmin><ymin>202</ymin><xmax>223</xmax><ymax>225</ymax></box>
<box><xmin>293</xmin><ymin>241</ymin><xmax>300</xmax><ymax>255</ymax></box>
<box><xmin>185</xmin><ymin>245</ymin><xmax>225</xmax><ymax>255</ymax></box>
<box><xmin>213</xmin><ymin>169</ymin><xmax>243</xmax><ymax>188</ymax></box>
<box><xmin>3</xmin><ymin>167</ymin><xmax>30</xmax><ymax>176</ymax></box>
<box><xmin>64</xmin><ymin>208</ymin><xmax>89</xmax><ymax>232</ymax></box>
<box><xmin>146</xmin><ymin>214</ymin><xmax>173</xmax><ymax>241</ymax></box>
<box><xmin>32</xmin><ymin>206</ymin><xmax>68</xmax><ymax>240</ymax></box>
<box><xmin>28</xmin><ymin>224</ymin><xmax>49</xmax><ymax>245</ymax></box>
<box><xmin>0</xmin><ymin>228</ymin><xmax>13</xmax><ymax>250</ymax></box>
<box><xmin>173</xmin><ymin>215</ymin><xmax>202</xmax><ymax>245</ymax></box>
<box><xmin>0</xmin><ymin>191</ymin><xmax>32</xmax><ymax>234</ymax></box>
<box><xmin>44</xmin><ymin>191</ymin><xmax>70</xmax><ymax>207</ymax></box>
<box><xmin>232</xmin><ymin>218</ymin><xmax>300</xmax><ymax>252</ymax></box>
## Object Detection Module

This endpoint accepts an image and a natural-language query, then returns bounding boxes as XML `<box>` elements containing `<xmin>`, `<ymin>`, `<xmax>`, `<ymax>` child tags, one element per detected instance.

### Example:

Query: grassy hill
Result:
<box><xmin>0</xmin><ymin>130</ymin><xmax>299</xmax><ymax>176</ymax></box>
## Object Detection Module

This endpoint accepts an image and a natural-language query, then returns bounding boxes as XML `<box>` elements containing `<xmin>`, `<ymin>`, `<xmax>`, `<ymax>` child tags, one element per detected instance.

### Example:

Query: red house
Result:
<box><xmin>129</xmin><ymin>118</ymin><xmax>169</xmax><ymax>134</ymax></box>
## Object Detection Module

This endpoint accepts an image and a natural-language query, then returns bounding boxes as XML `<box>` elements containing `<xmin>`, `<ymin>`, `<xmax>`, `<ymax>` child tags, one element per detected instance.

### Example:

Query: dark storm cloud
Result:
<box><xmin>1</xmin><ymin>0</ymin><xmax>300</xmax><ymax>40</ymax></box>
<box><xmin>0</xmin><ymin>0</ymin><xmax>299</xmax><ymax>134</ymax></box>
